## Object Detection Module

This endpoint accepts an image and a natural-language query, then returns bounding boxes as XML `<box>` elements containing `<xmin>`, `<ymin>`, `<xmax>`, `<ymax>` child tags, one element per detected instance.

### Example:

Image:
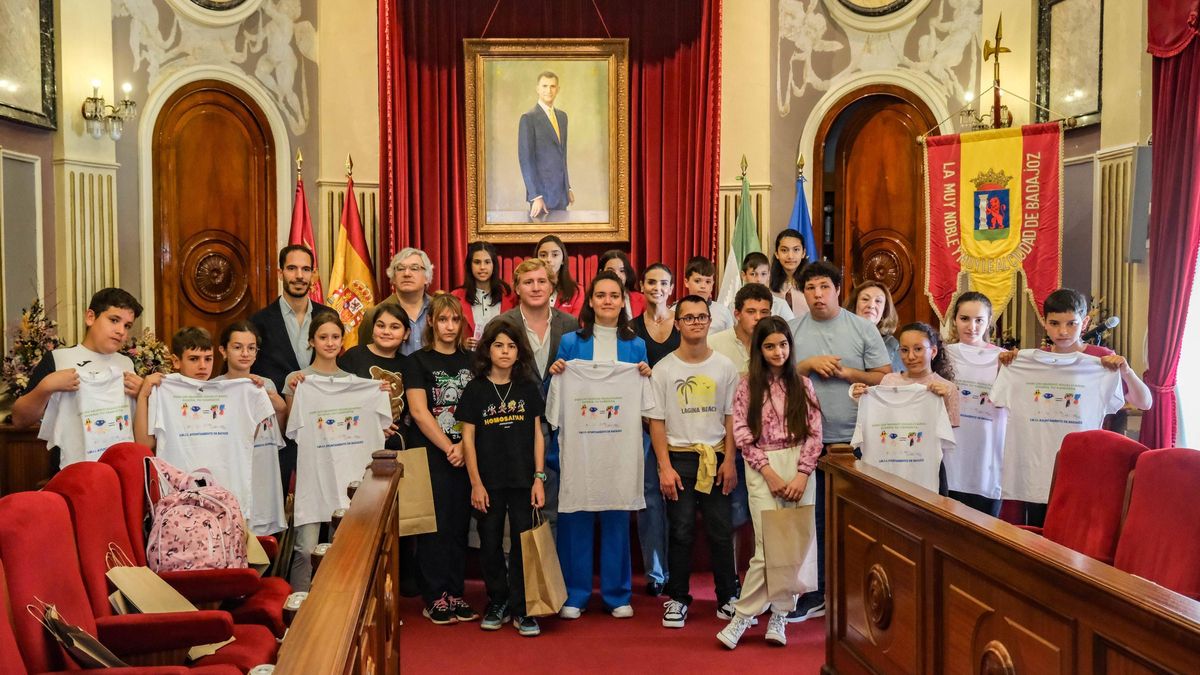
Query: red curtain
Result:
<box><xmin>1140</xmin><ymin>13</ymin><xmax>1200</xmax><ymax>449</ymax></box>
<box><xmin>377</xmin><ymin>0</ymin><xmax>721</xmax><ymax>293</ymax></box>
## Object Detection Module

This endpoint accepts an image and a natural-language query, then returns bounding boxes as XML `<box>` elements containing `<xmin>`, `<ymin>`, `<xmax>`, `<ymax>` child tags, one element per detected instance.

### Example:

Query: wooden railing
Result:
<box><xmin>274</xmin><ymin>450</ymin><xmax>403</xmax><ymax>675</ymax></box>
<box><xmin>821</xmin><ymin>447</ymin><xmax>1200</xmax><ymax>674</ymax></box>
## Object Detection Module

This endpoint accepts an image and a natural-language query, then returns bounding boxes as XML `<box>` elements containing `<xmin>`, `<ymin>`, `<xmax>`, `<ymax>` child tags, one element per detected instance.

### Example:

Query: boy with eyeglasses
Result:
<box><xmin>647</xmin><ymin>295</ymin><xmax>741</xmax><ymax>629</ymax></box>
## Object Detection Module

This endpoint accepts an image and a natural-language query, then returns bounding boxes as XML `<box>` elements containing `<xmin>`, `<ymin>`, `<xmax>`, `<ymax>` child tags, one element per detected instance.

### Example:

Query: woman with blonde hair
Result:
<box><xmin>845</xmin><ymin>280</ymin><xmax>903</xmax><ymax>373</ymax></box>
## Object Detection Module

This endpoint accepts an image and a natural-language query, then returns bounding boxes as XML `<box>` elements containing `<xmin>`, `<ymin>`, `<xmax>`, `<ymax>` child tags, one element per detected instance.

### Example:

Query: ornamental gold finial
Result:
<box><xmin>796</xmin><ymin>142</ymin><xmax>805</xmax><ymax>179</ymax></box>
<box><xmin>295</xmin><ymin>150</ymin><xmax>303</xmax><ymax>178</ymax></box>
<box><xmin>345</xmin><ymin>154</ymin><xmax>354</xmax><ymax>178</ymax></box>
<box><xmin>740</xmin><ymin>154</ymin><xmax>748</xmax><ymax>179</ymax></box>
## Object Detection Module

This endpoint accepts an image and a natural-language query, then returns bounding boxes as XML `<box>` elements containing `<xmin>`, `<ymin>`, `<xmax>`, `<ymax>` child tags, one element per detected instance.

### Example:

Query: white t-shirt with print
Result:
<box><xmin>148</xmin><ymin>375</ymin><xmax>275</xmax><ymax>515</ymax></box>
<box><xmin>547</xmin><ymin>360</ymin><xmax>654</xmax><ymax>513</ymax></box>
<box><xmin>36</xmin><ymin>346</ymin><xmax>136</xmax><ymax>467</ymax></box>
<box><xmin>851</xmin><ymin>384</ymin><xmax>955</xmax><ymax>493</ymax></box>
<box><xmin>39</xmin><ymin>366</ymin><xmax>134</xmax><ymax>465</ymax></box>
<box><xmin>211</xmin><ymin>374</ymin><xmax>286</xmax><ymax>535</ymax></box>
<box><xmin>945</xmin><ymin>343</ymin><xmax>1006</xmax><ymax>499</ymax></box>
<box><xmin>990</xmin><ymin>349</ymin><xmax>1124</xmax><ymax>503</ymax></box>
<box><xmin>645</xmin><ymin>351</ymin><xmax>739</xmax><ymax>447</ymax></box>
<box><xmin>286</xmin><ymin>375</ymin><xmax>391</xmax><ymax>527</ymax></box>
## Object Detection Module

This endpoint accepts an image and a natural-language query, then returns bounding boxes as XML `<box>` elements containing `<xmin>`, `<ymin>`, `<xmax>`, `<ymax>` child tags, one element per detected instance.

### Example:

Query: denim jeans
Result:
<box><xmin>637</xmin><ymin>432</ymin><xmax>668</xmax><ymax>585</ymax></box>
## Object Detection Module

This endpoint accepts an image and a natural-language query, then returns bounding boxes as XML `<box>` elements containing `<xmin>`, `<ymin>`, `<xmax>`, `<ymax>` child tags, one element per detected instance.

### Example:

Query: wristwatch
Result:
<box><xmin>533</xmin><ymin>471</ymin><xmax>548</xmax><ymax>482</ymax></box>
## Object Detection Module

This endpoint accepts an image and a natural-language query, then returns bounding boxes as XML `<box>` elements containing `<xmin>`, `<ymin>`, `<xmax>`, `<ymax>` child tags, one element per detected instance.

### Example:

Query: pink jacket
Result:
<box><xmin>733</xmin><ymin>375</ymin><xmax>823</xmax><ymax>475</ymax></box>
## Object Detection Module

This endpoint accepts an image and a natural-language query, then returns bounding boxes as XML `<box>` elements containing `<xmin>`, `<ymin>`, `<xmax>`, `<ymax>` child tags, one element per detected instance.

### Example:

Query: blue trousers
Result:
<box><xmin>557</xmin><ymin>509</ymin><xmax>632</xmax><ymax>610</ymax></box>
<box><xmin>637</xmin><ymin>433</ymin><xmax>668</xmax><ymax>585</ymax></box>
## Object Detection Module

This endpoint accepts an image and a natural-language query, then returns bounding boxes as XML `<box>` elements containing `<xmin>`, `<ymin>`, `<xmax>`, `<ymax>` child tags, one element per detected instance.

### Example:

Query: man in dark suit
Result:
<box><xmin>496</xmin><ymin>258</ymin><xmax>579</xmax><ymax>531</ymax></box>
<box><xmin>518</xmin><ymin>71</ymin><xmax>573</xmax><ymax>218</ymax></box>
<box><xmin>250</xmin><ymin>244</ymin><xmax>332</xmax><ymax>492</ymax></box>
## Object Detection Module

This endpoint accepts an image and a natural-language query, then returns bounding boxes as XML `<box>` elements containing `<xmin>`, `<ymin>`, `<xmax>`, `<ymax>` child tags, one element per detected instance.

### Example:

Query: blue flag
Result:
<box><xmin>788</xmin><ymin>176</ymin><xmax>819</xmax><ymax>262</ymax></box>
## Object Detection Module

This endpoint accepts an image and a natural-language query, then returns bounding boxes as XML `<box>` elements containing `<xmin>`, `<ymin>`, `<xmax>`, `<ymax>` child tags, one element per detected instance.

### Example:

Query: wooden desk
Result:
<box><xmin>274</xmin><ymin>450</ymin><xmax>403</xmax><ymax>675</ymax></box>
<box><xmin>822</xmin><ymin>450</ymin><xmax>1200</xmax><ymax>674</ymax></box>
<box><xmin>0</xmin><ymin>422</ymin><xmax>54</xmax><ymax>496</ymax></box>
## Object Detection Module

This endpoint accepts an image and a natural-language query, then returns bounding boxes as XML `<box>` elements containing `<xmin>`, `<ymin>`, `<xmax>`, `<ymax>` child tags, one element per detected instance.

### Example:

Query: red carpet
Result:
<box><xmin>398</xmin><ymin>577</ymin><xmax>826</xmax><ymax>673</ymax></box>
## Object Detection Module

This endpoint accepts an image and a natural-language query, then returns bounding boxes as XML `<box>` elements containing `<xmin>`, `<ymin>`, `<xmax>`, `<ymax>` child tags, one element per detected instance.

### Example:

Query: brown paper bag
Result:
<box><xmin>396</xmin><ymin>447</ymin><xmax>438</xmax><ymax>536</ymax></box>
<box><xmin>520</xmin><ymin>510</ymin><xmax>567</xmax><ymax>617</ymax></box>
<box><xmin>244</xmin><ymin>519</ymin><xmax>270</xmax><ymax>573</ymax></box>
<box><xmin>762</xmin><ymin>505</ymin><xmax>817</xmax><ymax>597</ymax></box>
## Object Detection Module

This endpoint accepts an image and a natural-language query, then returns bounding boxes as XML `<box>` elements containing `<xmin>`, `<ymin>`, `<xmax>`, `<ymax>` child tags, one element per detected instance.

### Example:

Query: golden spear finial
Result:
<box><xmin>739</xmin><ymin>154</ymin><xmax>748</xmax><ymax>180</ymax></box>
<box><xmin>295</xmin><ymin>150</ymin><xmax>303</xmax><ymax>179</ymax></box>
<box><xmin>345</xmin><ymin>154</ymin><xmax>354</xmax><ymax>178</ymax></box>
<box><xmin>796</xmin><ymin>140</ymin><xmax>805</xmax><ymax>179</ymax></box>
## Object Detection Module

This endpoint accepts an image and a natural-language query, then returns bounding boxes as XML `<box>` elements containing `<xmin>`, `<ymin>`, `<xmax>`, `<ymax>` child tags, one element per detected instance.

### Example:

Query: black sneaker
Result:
<box><xmin>449</xmin><ymin>595</ymin><xmax>479</xmax><ymax>622</ymax></box>
<box><xmin>645</xmin><ymin>581</ymin><xmax>664</xmax><ymax>597</ymax></box>
<box><xmin>786</xmin><ymin>591</ymin><xmax>826</xmax><ymax>623</ymax></box>
<box><xmin>514</xmin><ymin>615</ymin><xmax>541</xmax><ymax>637</ymax></box>
<box><xmin>423</xmin><ymin>594</ymin><xmax>457</xmax><ymax>625</ymax></box>
<box><xmin>480</xmin><ymin>601</ymin><xmax>509</xmax><ymax>630</ymax></box>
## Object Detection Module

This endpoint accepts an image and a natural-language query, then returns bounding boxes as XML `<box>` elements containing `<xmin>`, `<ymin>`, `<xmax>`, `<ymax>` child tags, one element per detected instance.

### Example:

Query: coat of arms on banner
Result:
<box><xmin>972</xmin><ymin>169</ymin><xmax>1012</xmax><ymax>241</ymax></box>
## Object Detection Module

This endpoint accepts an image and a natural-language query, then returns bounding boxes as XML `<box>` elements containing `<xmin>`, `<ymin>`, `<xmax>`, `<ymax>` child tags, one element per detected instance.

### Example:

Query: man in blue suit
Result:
<box><xmin>518</xmin><ymin>71</ymin><xmax>573</xmax><ymax>218</ymax></box>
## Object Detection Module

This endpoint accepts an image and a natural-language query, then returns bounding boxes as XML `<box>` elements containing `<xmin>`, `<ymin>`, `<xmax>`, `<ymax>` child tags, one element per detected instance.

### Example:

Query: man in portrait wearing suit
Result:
<box><xmin>250</xmin><ymin>244</ymin><xmax>332</xmax><ymax>493</ymax></box>
<box><xmin>518</xmin><ymin>70</ymin><xmax>573</xmax><ymax>218</ymax></box>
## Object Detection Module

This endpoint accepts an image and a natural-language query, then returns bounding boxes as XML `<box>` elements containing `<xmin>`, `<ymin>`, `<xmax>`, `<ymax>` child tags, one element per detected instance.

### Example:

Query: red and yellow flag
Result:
<box><xmin>326</xmin><ymin>176</ymin><xmax>376</xmax><ymax>348</ymax></box>
<box><xmin>924</xmin><ymin>122</ymin><xmax>1062</xmax><ymax>320</ymax></box>
<box><xmin>288</xmin><ymin>176</ymin><xmax>323</xmax><ymax>303</ymax></box>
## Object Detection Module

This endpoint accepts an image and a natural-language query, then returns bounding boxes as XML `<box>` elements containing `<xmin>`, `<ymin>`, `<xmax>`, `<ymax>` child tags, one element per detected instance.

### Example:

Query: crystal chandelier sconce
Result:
<box><xmin>81</xmin><ymin>81</ymin><xmax>138</xmax><ymax>141</ymax></box>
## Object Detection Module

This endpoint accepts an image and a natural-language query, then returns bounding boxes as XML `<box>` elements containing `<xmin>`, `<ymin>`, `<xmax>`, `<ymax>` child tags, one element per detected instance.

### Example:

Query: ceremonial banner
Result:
<box><xmin>924</xmin><ymin>123</ymin><xmax>1062</xmax><ymax>320</ymax></box>
<box><xmin>288</xmin><ymin>175</ymin><xmax>323</xmax><ymax>303</ymax></box>
<box><xmin>327</xmin><ymin>176</ymin><xmax>376</xmax><ymax>348</ymax></box>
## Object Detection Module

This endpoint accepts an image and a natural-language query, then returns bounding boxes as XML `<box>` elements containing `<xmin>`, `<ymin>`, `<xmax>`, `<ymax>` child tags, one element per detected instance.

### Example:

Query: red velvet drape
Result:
<box><xmin>378</xmin><ymin>0</ymin><xmax>721</xmax><ymax>294</ymax></box>
<box><xmin>1140</xmin><ymin>14</ymin><xmax>1200</xmax><ymax>448</ymax></box>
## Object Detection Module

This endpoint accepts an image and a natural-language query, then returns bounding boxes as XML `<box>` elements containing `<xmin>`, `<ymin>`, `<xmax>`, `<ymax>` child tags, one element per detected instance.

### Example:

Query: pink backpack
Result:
<box><xmin>144</xmin><ymin>457</ymin><xmax>248</xmax><ymax>572</ymax></box>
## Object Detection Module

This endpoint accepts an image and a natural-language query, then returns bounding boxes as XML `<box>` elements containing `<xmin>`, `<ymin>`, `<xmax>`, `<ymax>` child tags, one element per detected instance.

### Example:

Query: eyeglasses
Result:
<box><xmin>394</xmin><ymin>264</ymin><xmax>425</xmax><ymax>274</ymax></box>
<box><xmin>678</xmin><ymin>314</ymin><xmax>711</xmax><ymax>325</ymax></box>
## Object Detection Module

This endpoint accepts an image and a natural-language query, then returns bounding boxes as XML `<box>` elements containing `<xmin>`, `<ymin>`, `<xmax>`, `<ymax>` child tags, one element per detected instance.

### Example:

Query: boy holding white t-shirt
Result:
<box><xmin>648</xmin><ymin>295</ymin><xmax>741</xmax><ymax>630</ymax></box>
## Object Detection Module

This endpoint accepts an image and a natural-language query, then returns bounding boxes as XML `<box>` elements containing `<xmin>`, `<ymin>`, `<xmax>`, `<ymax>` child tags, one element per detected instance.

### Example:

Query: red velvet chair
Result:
<box><xmin>0</xmin><ymin>492</ymin><xmax>266</xmax><ymax>673</ymax></box>
<box><xmin>44</xmin><ymin>461</ymin><xmax>287</xmax><ymax>640</ymax></box>
<box><xmin>1113</xmin><ymin>448</ymin><xmax>1200</xmax><ymax>600</ymax></box>
<box><xmin>98</xmin><ymin>443</ymin><xmax>290</xmax><ymax>637</ymax></box>
<box><xmin>1024</xmin><ymin>429</ymin><xmax>1149</xmax><ymax>564</ymax></box>
<box><xmin>0</xmin><ymin>563</ymin><xmax>239</xmax><ymax>675</ymax></box>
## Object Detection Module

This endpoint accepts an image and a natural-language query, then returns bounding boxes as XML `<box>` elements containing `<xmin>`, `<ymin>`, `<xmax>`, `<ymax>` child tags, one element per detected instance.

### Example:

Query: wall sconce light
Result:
<box><xmin>81</xmin><ymin>80</ymin><xmax>137</xmax><ymax>140</ymax></box>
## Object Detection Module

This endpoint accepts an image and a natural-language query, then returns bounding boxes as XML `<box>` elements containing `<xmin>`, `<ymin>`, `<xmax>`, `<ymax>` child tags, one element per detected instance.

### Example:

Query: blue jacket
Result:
<box><xmin>518</xmin><ymin>104</ymin><xmax>571</xmax><ymax>210</ymax></box>
<box><xmin>555</xmin><ymin>330</ymin><xmax>647</xmax><ymax>365</ymax></box>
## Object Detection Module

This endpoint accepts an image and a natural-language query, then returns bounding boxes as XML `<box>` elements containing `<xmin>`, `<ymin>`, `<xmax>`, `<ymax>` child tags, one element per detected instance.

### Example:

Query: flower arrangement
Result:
<box><xmin>122</xmin><ymin>328</ymin><xmax>174</xmax><ymax>377</ymax></box>
<box><xmin>1</xmin><ymin>299</ymin><xmax>66</xmax><ymax>398</ymax></box>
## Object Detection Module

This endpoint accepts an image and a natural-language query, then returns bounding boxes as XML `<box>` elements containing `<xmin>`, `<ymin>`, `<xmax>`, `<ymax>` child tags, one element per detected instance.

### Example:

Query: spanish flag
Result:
<box><xmin>924</xmin><ymin>122</ymin><xmax>1062</xmax><ymax>320</ymax></box>
<box><xmin>288</xmin><ymin>175</ymin><xmax>323</xmax><ymax>303</ymax></box>
<box><xmin>326</xmin><ymin>176</ymin><xmax>376</xmax><ymax>348</ymax></box>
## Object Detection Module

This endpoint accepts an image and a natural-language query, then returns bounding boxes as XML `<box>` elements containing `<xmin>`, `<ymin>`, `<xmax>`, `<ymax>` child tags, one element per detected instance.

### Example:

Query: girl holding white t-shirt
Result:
<box><xmin>720</xmin><ymin>316</ymin><xmax>822</xmax><ymax>650</ymax></box>
<box><xmin>943</xmin><ymin>292</ymin><xmax>1005</xmax><ymax>516</ymax></box>
<box><xmin>548</xmin><ymin>271</ymin><xmax>651</xmax><ymax>619</ymax></box>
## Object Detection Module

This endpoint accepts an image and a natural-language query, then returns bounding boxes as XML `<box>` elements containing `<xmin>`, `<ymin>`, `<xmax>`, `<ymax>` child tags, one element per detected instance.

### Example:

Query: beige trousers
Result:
<box><xmin>732</xmin><ymin>444</ymin><xmax>818</xmax><ymax>618</ymax></box>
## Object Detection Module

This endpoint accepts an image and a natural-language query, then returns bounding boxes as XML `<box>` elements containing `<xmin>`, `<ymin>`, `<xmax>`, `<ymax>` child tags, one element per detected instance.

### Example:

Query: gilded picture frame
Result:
<box><xmin>464</xmin><ymin>38</ymin><xmax>630</xmax><ymax>244</ymax></box>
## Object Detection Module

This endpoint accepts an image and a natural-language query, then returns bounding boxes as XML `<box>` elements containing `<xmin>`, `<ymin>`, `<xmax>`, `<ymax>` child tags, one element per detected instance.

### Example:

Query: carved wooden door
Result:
<box><xmin>153</xmin><ymin>80</ymin><xmax>275</xmax><ymax>354</ymax></box>
<box><xmin>834</xmin><ymin>94</ymin><xmax>936</xmax><ymax>326</ymax></box>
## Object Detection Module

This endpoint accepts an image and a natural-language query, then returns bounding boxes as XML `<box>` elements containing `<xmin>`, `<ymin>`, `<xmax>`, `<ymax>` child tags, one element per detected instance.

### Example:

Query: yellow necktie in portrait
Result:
<box><xmin>546</xmin><ymin>108</ymin><xmax>561</xmax><ymax>142</ymax></box>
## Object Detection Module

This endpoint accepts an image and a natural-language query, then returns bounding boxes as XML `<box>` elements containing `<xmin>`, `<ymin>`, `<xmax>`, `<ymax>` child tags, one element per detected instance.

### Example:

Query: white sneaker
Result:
<box><xmin>765</xmin><ymin>611</ymin><xmax>788</xmax><ymax>646</ymax></box>
<box><xmin>558</xmin><ymin>605</ymin><xmax>583</xmax><ymax>620</ymax></box>
<box><xmin>662</xmin><ymin>599</ymin><xmax>688</xmax><ymax>628</ymax></box>
<box><xmin>716</xmin><ymin>614</ymin><xmax>755</xmax><ymax>649</ymax></box>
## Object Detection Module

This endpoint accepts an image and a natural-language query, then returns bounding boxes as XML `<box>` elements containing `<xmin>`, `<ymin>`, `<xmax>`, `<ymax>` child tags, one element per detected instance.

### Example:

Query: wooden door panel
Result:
<box><xmin>839</xmin><ymin>99</ymin><xmax>933</xmax><ymax>326</ymax></box>
<box><xmin>153</xmin><ymin>80</ymin><xmax>274</xmax><ymax>347</ymax></box>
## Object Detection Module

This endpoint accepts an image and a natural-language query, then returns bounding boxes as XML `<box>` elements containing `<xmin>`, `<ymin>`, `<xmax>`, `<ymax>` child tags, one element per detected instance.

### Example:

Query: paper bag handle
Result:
<box><xmin>105</xmin><ymin>542</ymin><xmax>135</xmax><ymax>570</ymax></box>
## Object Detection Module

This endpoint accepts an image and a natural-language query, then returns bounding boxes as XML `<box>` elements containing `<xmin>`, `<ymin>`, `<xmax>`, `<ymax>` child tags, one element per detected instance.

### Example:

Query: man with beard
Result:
<box><xmin>250</xmin><ymin>244</ymin><xmax>333</xmax><ymax>492</ymax></box>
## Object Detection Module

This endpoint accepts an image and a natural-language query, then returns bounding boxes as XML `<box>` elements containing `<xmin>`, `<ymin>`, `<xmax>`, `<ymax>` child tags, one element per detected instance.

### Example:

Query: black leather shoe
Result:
<box><xmin>645</xmin><ymin>581</ymin><xmax>664</xmax><ymax>596</ymax></box>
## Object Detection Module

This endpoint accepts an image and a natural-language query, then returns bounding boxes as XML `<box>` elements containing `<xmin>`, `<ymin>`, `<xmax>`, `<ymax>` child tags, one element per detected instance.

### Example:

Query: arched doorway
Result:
<box><xmin>152</xmin><ymin>79</ymin><xmax>276</xmax><ymax>354</ymax></box>
<box><xmin>813</xmin><ymin>84</ymin><xmax>939</xmax><ymax>326</ymax></box>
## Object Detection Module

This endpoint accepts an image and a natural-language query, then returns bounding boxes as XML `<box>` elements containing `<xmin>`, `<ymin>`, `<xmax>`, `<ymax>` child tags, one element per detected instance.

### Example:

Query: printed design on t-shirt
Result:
<box><xmin>871</xmin><ymin>422</ymin><xmax>930</xmax><ymax>463</ymax></box>
<box><xmin>253</xmin><ymin>416</ymin><xmax>280</xmax><ymax>449</ymax></box>
<box><xmin>82</xmin><ymin>409</ymin><xmax>131</xmax><ymax>435</ymax></box>
<box><xmin>483</xmin><ymin>398</ymin><xmax>528</xmax><ymax>426</ymax></box>
<box><xmin>431</xmin><ymin>368</ymin><xmax>472</xmax><ymax>436</ymax></box>
<box><xmin>172</xmin><ymin>394</ymin><xmax>232</xmax><ymax>438</ymax></box>
<box><xmin>369</xmin><ymin>365</ymin><xmax>405</xmax><ymax>418</ymax></box>
<box><xmin>957</xmin><ymin>378</ymin><xmax>999</xmax><ymax>421</ymax></box>
<box><xmin>313</xmin><ymin>406</ymin><xmax>366</xmax><ymax>448</ymax></box>
<box><xmin>579</xmin><ymin>402</ymin><xmax>619</xmax><ymax>418</ymax></box>
<box><xmin>1025</xmin><ymin>382</ymin><xmax>1085</xmax><ymax>423</ymax></box>
<box><xmin>674</xmin><ymin>375</ymin><xmax>718</xmax><ymax>414</ymax></box>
